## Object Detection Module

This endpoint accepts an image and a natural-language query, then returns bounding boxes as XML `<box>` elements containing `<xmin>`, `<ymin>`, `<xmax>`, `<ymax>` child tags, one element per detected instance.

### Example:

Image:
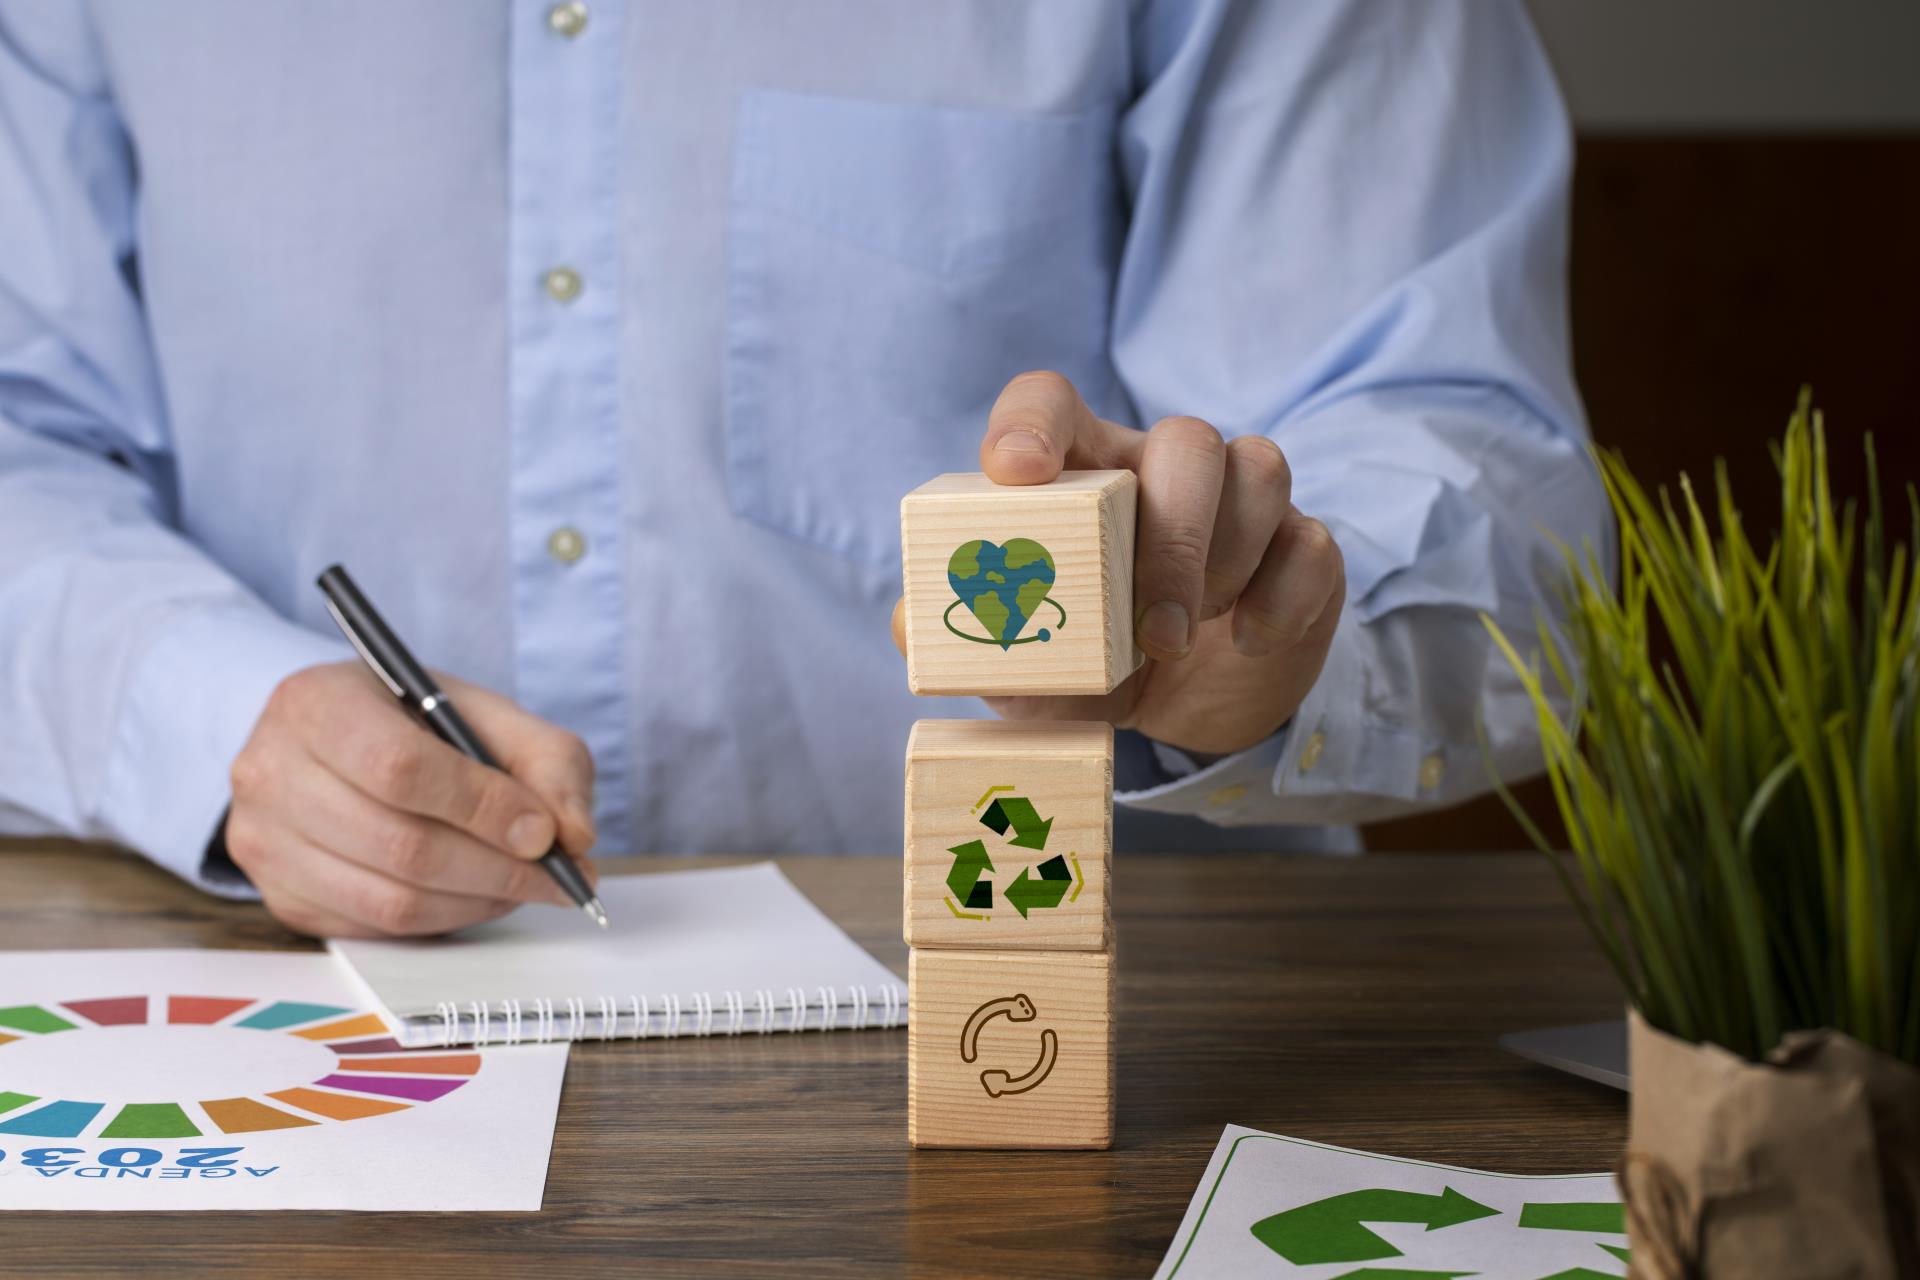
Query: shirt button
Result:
<box><xmin>547</xmin><ymin>526</ymin><xmax>587</xmax><ymax>564</ymax></box>
<box><xmin>543</xmin><ymin>266</ymin><xmax>583</xmax><ymax>304</ymax></box>
<box><xmin>547</xmin><ymin>2</ymin><xmax>589</xmax><ymax>38</ymax></box>
<box><xmin>1298</xmin><ymin>730</ymin><xmax>1326</xmax><ymax>774</ymax></box>
<box><xmin>1419</xmin><ymin>753</ymin><xmax>1446</xmax><ymax>791</ymax></box>
<box><xmin>1206</xmin><ymin>784</ymin><xmax>1247</xmax><ymax>808</ymax></box>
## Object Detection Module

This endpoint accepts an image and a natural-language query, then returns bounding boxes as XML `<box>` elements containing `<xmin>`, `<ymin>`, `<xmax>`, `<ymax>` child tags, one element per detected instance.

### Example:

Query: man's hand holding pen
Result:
<box><xmin>226</xmin><ymin>661</ymin><xmax>599</xmax><ymax>938</ymax></box>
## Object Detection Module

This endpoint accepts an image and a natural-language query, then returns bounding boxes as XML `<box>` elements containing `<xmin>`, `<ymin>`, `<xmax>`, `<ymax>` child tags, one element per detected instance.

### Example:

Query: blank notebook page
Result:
<box><xmin>328</xmin><ymin>863</ymin><xmax>907</xmax><ymax>1046</ymax></box>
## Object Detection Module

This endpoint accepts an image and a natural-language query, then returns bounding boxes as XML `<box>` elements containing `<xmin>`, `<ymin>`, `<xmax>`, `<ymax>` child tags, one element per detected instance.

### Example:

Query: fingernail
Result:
<box><xmin>1139</xmin><ymin>600</ymin><xmax>1192</xmax><ymax>657</ymax></box>
<box><xmin>1232</xmin><ymin>609</ymin><xmax>1288</xmax><ymax>659</ymax></box>
<box><xmin>994</xmin><ymin>431</ymin><xmax>1049</xmax><ymax>455</ymax></box>
<box><xmin>507</xmin><ymin>814</ymin><xmax>551</xmax><ymax>858</ymax></box>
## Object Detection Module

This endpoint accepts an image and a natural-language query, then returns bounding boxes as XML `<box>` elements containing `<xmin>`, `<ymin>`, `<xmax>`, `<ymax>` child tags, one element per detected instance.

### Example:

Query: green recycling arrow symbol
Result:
<box><xmin>940</xmin><ymin>786</ymin><xmax>1081</xmax><ymax>921</ymax></box>
<box><xmin>1251</xmin><ymin>1186</ymin><xmax>1500</xmax><ymax>1266</ymax></box>
<box><xmin>945</xmin><ymin>840</ymin><xmax>995</xmax><ymax>912</ymax></box>
<box><xmin>1518</xmin><ymin>1202</ymin><xmax>1625</xmax><ymax>1235</ymax></box>
<box><xmin>1521</xmin><ymin>1201</ymin><xmax>1630</xmax><ymax>1278</ymax></box>
<box><xmin>1249</xmin><ymin>1192</ymin><xmax>1627</xmax><ymax>1279</ymax></box>
<box><xmin>980</xmin><ymin>795</ymin><xmax>1052</xmax><ymax>848</ymax></box>
<box><xmin>1005</xmin><ymin>855</ymin><xmax>1073</xmax><ymax>918</ymax></box>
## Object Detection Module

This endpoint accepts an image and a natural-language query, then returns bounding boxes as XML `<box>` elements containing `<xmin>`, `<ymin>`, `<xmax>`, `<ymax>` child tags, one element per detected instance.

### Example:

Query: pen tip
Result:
<box><xmin>584</xmin><ymin>898</ymin><xmax>609</xmax><ymax>929</ymax></box>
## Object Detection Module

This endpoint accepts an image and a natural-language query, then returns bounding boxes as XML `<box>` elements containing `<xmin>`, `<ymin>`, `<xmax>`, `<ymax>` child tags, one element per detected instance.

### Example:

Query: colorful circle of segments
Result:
<box><xmin>0</xmin><ymin>995</ymin><xmax>480</xmax><ymax>1138</ymax></box>
<box><xmin>945</xmin><ymin>538</ymin><xmax>1063</xmax><ymax>648</ymax></box>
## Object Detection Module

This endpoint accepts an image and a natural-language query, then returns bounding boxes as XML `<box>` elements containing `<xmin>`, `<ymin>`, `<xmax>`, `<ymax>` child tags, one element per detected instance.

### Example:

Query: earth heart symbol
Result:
<box><xmin>945</xmin><ymin>538</ymin><xmax>1065</xmax><ymax>649</ymax></box>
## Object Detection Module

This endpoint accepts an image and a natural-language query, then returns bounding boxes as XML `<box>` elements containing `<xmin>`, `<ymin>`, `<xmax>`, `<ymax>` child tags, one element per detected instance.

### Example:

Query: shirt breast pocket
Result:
<box><xmin>724</xmin><ymin>89</ymin><xmax>1120</xmax><ymax>576</ymax></box>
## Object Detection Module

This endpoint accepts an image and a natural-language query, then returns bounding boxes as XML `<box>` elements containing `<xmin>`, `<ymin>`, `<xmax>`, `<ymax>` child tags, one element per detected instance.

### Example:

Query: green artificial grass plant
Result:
<box><xmin>1487</xmin><ymin>392</ymin><xmax>1919</xmax><ymax>1066</ymax></box>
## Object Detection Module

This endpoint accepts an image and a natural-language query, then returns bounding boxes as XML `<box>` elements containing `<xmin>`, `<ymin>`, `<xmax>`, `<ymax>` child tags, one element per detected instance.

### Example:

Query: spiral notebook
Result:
<box><xmin>327</xmin><ymin>862</ymin><xmax>908</xmax><ymax>1047</ymax></box>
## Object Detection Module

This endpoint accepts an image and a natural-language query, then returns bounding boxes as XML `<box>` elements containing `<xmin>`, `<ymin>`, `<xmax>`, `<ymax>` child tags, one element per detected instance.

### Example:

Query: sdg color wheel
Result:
<box><xmin>0</xmin><ymin>995</ymin><xmax>480</xmax><ymax>1138</ymax></box>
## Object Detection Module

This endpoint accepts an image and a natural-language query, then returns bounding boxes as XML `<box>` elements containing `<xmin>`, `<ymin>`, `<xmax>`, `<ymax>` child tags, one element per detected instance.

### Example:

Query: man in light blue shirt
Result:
<box><xmin>0</xmin><ymin>1</ymin><xmax>1606</xmax><ymax>936</ymax></box>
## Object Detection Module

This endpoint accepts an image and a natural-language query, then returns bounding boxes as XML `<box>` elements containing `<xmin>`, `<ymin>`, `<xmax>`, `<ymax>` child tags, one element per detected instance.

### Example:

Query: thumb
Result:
<box><xmin>978</xmin><ymin>370</ymin><xmax>1090</xmax><ymax>486</ymax></box>
<box><xmin>979</xmin><ymin>370</ymin><xmax>1145</xmax><ymax>487</ymax></box>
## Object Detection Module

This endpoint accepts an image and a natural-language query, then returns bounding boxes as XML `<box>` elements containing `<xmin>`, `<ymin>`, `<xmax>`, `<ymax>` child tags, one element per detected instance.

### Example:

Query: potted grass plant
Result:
<box><xmin>1486</xmin><ymin>393</ymin><xmax>1919</xmax><ymax>1278</ymax></box>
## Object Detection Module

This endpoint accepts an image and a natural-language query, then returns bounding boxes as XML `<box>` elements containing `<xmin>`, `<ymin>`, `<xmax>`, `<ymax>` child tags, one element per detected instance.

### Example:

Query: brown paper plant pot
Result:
<box><xmin>1620</xmin><ymin>1008</ymin><xmax>1920</xmax><ymax>1279</ymax></box>
<box><xmin>1480</xmin><ymin>406</ymin><xmax>1920</xmax><ymax>1278</ymax></box>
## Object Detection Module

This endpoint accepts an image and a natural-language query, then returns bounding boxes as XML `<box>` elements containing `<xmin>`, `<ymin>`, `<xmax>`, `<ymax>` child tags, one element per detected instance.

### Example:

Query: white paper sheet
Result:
<box><xmin>1155</xmin><ymin>1125</ymin><xmax>1627</xmax><ymax>1279</ymax></box>
<box><xmin>0</xmin><ymin>950</ymin><xmax>566</xmax><ymax>1210</ymax></box>
<box><xmin>330</xmin><ymin>862</ymin><xmax>908</xmax><ymax>1045</ymax></box>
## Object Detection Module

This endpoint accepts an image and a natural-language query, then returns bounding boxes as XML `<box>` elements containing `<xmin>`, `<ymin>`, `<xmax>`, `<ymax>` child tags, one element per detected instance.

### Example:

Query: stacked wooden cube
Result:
<box><xmin>898</xmin><ymin>470</ymin><xmax>1139</xmax><ymax>1149</ymax></box>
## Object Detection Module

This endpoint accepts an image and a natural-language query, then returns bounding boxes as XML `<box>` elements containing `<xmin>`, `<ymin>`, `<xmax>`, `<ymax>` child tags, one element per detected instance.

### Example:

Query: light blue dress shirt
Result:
<box><xmin>0</xmin><ymin>1</ymin><xmax>1607</xmax><ymax>895</ymax></box>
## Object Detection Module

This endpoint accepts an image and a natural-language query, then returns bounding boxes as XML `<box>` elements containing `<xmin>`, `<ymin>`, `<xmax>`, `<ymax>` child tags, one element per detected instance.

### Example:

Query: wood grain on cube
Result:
<box><xmin>901</xmin><ymin>470</ymin><xmax>1138</xmax><ymax>696</ymax></box>
<box><xmin>908</xmin><ymin>949</ymin><xmax>1113</xmax><ymax>1150</ymax></box>
<box><xmin>904</xmin><ymin>719</ymin><xmax>1111</xmax><ymax>952</ymax></box>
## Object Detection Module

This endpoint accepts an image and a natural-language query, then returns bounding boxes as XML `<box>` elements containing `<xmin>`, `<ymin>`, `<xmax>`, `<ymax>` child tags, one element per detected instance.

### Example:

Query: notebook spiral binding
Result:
<box><xmin>428</xmin><ymin>983</ymin><xmax>908</xmax><ymax>1046</ymax></box>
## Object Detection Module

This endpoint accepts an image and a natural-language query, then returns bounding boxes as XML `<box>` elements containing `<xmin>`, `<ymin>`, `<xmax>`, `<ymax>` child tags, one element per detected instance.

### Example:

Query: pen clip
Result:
<box><xmin>323</xmin><ymin>595</ymin><xmax>407</xmax><ymax>699</ymax></box>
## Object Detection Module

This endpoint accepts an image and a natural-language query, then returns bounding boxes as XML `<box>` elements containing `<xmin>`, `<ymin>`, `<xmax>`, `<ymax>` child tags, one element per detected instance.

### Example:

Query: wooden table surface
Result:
<box><xmin>0</xmin><ymin>841</ymin><xmax>1627</xmax><ymax>1278</ymax></box>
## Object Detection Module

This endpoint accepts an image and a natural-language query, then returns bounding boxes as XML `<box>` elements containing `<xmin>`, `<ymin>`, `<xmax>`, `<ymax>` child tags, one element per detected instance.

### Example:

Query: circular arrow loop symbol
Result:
<box><xmin>959</xmin><ymin>993</ymin><xmax>1057</xmax><ymax>1098</ymax></box>
<box><xmin>960</xmin><ymin>993</ymin><xmax>1035</xmax><ymax>1062</ymax></box>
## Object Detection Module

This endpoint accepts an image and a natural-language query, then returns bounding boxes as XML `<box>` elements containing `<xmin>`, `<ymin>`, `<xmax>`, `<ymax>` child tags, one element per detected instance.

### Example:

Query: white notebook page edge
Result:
<box><xmin>328</xmin><ymin>862</ymin><xmax>902</xmax><ymax>1024</ymax></box>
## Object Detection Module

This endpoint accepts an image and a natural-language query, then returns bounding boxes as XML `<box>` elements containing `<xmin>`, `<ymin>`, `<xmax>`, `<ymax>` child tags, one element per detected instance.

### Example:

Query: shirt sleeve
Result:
<box><xmin>1110</xmin><ymin>0</ymin><xmax>1611</xmax><ymax>827</ymax></box>
<box><xmin>0</xmin><ymin>7</ymin><xmax>347</xmax><ymax>894</ymax></box>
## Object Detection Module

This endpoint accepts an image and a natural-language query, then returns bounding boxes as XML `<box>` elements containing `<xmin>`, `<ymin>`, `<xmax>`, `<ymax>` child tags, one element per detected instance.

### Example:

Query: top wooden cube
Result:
<box><xmin>901</xmin><ymin>471</ymin><xmax>1140</xmax><ymax>697</ymax></box>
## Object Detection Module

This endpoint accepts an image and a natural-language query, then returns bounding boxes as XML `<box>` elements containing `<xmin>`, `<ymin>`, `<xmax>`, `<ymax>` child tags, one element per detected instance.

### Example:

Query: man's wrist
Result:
<box><xmin>1114</xmin><ymin>725</ymin><xmax>1290</xmax><ymax>794</ymax></box>
<box><xmin>200</xmin><ymin>807</ymin><xmax>254</xmax><ymax>892</ymax></box>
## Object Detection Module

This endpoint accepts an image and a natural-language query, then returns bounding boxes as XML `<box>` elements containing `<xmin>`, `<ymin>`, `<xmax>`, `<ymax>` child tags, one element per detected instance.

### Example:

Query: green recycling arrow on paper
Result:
<box><xmin>1251</xmin><ymin>1187</ymin><xmax>1500</xmax><ymax>1266</ymax></box>
<box><xmin>1521</xmin><ymin>1201</ymin><xmax>1631</xmax><ymax>1277</ymax></box>
<box><xmin>939</xmin><ymin>785</ymin><xmax>1082</xmax><ymax>921</ymax></box>
<box><xmin>1518</xmin><ymin>1202</ymin><xmax>1626</xmax><ymax>1235</ymax></box>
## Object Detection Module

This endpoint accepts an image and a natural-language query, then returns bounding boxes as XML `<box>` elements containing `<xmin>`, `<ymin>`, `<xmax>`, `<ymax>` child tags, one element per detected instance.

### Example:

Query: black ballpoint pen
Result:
<box><xmin>315</xmin><ymin>564</ymin><xmax>609</xmax><ymax>929</ymax></box>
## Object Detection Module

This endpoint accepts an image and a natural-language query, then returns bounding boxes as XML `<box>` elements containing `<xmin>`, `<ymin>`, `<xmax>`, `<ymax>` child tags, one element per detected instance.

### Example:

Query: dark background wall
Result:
<box><xmin>1361</xmin><ymin>24</ymin><xmax>1920</xmax><ymax>852</ymax></box>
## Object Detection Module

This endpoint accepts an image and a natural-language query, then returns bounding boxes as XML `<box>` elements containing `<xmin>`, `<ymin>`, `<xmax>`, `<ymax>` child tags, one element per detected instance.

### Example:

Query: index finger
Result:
<box><xmin>441</xmin><ymin>676</ymin><xmax>598</xmax><ymax>860</ymax></box>
<box><xmin>979</xmin><ymin>370</ymin><xmax>1142</xmax><ymax>486</ymax></box>
<box><xmin>307</xmin><ymin>693</ymin><xmax>559</xmax><ymax>862</ymax></box>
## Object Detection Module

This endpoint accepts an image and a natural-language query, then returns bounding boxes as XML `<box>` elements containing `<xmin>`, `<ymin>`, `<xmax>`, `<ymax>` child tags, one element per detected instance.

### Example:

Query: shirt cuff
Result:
<box><xmin>1266</xmin><ymin>604</ymin><xmax>1473</xmax><ymax>822</ymax></box>
<box><xmin>94</xmin><ymin>603</ymin><xmax>350</xmax><ymax>898</ymax></box>
<box><xmin>1114</xmin><ymin>725</ymin><xmax>1294</xmax><ymax>824</ymax></box>
<box><xmin>1114</xmin><ymin>604</ymin><xmax>1429</xmax><ymax>827</ymax></box>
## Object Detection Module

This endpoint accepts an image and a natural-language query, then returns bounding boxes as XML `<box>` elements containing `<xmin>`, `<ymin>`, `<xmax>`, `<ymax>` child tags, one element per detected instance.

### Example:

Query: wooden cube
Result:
<box><xmin>900</xmin><ymin>470</ymin><xmax>1140</xmax><ymax>696</ymax></box>
<box><xmin>904</xmin><ymin>719</ymin><xmax>1111</xmax><ymax>952</ymax></box>
<box><xmin>908</xmin><ymin>949</ymin><xmax>1113</xmax><ymax>1149</ymax></box>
